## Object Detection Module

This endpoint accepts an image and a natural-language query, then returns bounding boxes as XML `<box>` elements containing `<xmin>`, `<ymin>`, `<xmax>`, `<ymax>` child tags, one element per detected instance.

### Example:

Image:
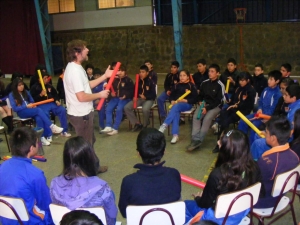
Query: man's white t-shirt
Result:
<box><xmin>64</xmin><ymin>62</ymin><xmax>94</xmax><ymax>116</ymax></box>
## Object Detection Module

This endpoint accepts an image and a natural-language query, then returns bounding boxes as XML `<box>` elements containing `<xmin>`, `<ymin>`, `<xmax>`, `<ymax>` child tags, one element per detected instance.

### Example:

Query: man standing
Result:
<box><xmin>64</xmin><ymin>39</ymin><xmax>113</xmax><ymax>173</ymax></box>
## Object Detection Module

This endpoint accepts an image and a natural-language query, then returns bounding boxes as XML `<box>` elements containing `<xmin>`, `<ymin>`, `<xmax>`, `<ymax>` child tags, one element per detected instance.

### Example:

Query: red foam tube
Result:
<box><xmin>181</xmin><ymin>174</ymin><xmax>206</xmax><ymax>189</ymax></box>
<box><xmin>255</xmin><ymin>113</ymin><xmax>271</xmax><ymax>120</ymax></box>
<box><xmin>190</xmin><ymin>75</ymin><xmax>195</xmax><ymax>84</ymax></box>
<box><xmin>96</xmin><ymin>62</ymin><xmax>121</xmax><ymax>110</ymax></box>
<box><xmin>133</xmin><ymin>74</ymin><xmax>139</xmax><ymax>109</ymax></box>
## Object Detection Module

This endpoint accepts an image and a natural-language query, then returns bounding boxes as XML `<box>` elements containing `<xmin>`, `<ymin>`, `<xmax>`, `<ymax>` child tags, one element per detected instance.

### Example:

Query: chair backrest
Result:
<box><xmin>49</xmin><ymin>204</ymin><xmax>107</xmax><ymax>225</ymax></box>
<box><xmin>126</xmin><ymin>201</ymin><xmax>185</xmax><ymax>225</ymax></box>
<box><xmin>271</xmin><ymin>164</ymin><xmax>300</xmax><ymax>197</ymax></box>
<box><xmin>0</xmin><ymin>195</ymin><xmax>29</xmax><ymax>223</ymax></box>
<box><xmin>214</xmin><ymin>182</ymin><xmax>261</xmax><ymax>220</ymax></box>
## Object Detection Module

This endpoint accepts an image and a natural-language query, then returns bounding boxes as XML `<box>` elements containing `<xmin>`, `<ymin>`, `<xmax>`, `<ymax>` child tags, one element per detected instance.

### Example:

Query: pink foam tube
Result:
<box><xmin>96</xmin><ymin>62</ymin><xmax>121</xmax><ymax>110</ymax></box>
<box><xmin>181</xmin><ymin>174</ymin><xmax>205</xmax><ymax>189</ymax></box>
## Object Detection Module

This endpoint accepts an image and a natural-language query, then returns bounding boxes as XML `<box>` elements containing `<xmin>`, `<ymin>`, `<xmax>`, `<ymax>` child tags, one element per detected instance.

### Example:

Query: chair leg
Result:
<box><xmin>4</xmin><ymin>130</ymin><xmax>11</xmax><ymax>152</ymax></box>
<box><xmin>290</xmin><ymin>204</ymin><xmax>297</xmax><ymax>225</ymax></box>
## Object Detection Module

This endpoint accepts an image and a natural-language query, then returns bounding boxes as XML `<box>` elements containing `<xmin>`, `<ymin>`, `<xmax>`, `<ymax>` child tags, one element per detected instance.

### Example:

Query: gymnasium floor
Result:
<box><xmin>0</xmin><ymin>75</ymin><xmax>299</xmax><ymax>224</ymax></box>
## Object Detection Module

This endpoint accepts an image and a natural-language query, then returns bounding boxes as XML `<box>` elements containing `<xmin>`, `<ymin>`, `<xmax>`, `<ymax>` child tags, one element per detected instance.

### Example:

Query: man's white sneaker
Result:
<box><xmin>51</xmin><ymin>124</ymin><xmax>63</xmax><ymax>134</ymax></box>
<box><xmin>41</xmin><ymin>137</ymin><xmax>50</xmax><ymax>146</ymax></box>
<box><xmin>46</xmin><ymin>136</ymin><xmax>52</xmax><ymax>143</ymax></box>
<box><xmin>158</xmin><ymin>124</ymin><xmax>167</xmax><ymax>133</ymax></box>
<box><xmin>171</xmin><ymin>135</ymin><xmax>179</xmax><ymax>144</ymax></box>
<box><xmin>61</xmin><ymin>132</ymin><xmax>71</xmax><ymax>137</ymax></box>
<box><xmin>211</xmin><ymin>123</ymin><xmax>218</xmax><ymax>134</ymax></box>
<box><xmin>107</xmin><ymin>129</ymin><xmax>118</xmax><ymax>136</ymax></box>
<box><xmin>101</xmin><ymin>127</ymin><xmax>113</xmax><ymax>133</ymax></box>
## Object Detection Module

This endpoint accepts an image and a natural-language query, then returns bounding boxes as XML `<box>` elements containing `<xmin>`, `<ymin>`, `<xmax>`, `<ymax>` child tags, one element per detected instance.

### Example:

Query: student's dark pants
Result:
<box><xmin>68</xmin><ymin>111</ymin><xmax>99</xmax><ymax>169</ymax></box>
<box><xmin>218</xmin><ymin>108</ymin><xmax>240</xmax><ymax>138</ymax></box>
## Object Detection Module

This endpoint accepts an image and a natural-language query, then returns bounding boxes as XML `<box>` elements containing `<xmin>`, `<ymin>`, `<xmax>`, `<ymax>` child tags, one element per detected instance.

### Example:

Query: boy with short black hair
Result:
<box><xmin>219</xmin><ymin>58</ymin><xmax>240</xmax><ymax>95</ymax></box>
<box><xmin>118</xmin><ymin>128</ymin><xmax>181</xmax><ymax>218</ymax></box>
<box><xmin>124</xmin><ymin>65</ymin><xmax>156</xmax><ymax>132</ymax></box>
<box><xmin>157</xmin><ymin>61</ymin><xmax>180</xmax><ymax>121</ymax></box>
<box><xmin>144</xmin><ymin>59</ymin><xmax>158</xmax><ymax>85</ymax></box>
<box><xmin>252</xmin><ymin>63</ymin><xmax>268</xmax><ymax>97</ymax></box>
<box><xmin>255</xmin><ymin>115</ymin><xmax>299</xmax><ymax>208</ymax></box>
<box><xmin>85</xmin><ymin>63</ymin><xmax>94</xmax><ymax>80</ymax></box>
<box><xmin>186</xmin><ymin>64</ymin><xmax>225</xmax><ymax>151</ymax></box>
<box><xmin>0</xmin><ymin>127</ymin><xmax>53</xmax><ymax>225</ymax></box>
<box><xmin>238</xmin><ymin>70</ymin><xmax>282</xmax><ymax>144</ymax></box>
<box><xmin>192</xmin><ymin>59</ymin><xmax>209</xmax><ymax>92</ymax></box>
<box><xmin>280</xmin><ymin>63</ymin><xmax>292</xmax><ymax>78</ymax></box>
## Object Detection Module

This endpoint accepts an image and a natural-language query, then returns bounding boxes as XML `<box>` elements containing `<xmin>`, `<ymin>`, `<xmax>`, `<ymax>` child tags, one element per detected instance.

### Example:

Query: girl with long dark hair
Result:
<box><xmin>8</xmin><ymin>78</ymin><xmax>63</xmax><ymax>145</ymax></box>
<box><xmin>185</xmin><ymin>129</ymin><xmax>263</xmax><ymax>224</ymax></box>
<box><xmin>50</xmin><ymin>136</ymin><xmax>117</xmax><ymax>225</ymax></box>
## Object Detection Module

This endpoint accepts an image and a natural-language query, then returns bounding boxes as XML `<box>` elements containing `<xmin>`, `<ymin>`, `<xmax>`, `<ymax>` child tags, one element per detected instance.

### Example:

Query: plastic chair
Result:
<box><xmin>6</xmin><ymin>98</ymin><xmax>34</xmax><ymax>128</ymax></box>
<box><xmin>213</xmin><ymin>182</ymin><xmax>261</xmax><ymax>225</ymax></box>
<box><xmin>0</xmin><ymin>125</ymin><xmax>11</xmax><ymax>152</ymax></box>
<box><xmin>49</xmin><ymin>203</ymin><xmax>121</xmax><ymax>225</ymax></box>
<box><xmin>126</xmin><ymin>201</ymin><xmax>185</xmax><ymax>225</ymax></box>
<box><xmin>252</xmin><ymin>165</ymin><xmax>300</xmax><ymax>225</ymax></box>
<box><xmin>0</xmin><ymin>195</ymin><xmax>29</xmax><ymax>225</ymax></box>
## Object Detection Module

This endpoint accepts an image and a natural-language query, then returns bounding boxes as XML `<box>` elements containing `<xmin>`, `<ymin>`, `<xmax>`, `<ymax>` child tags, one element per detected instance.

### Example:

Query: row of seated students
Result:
<box><xmin>0</xmin><ymin>123</ymin><xmax>299</xmax><ymax>225</ymax></box>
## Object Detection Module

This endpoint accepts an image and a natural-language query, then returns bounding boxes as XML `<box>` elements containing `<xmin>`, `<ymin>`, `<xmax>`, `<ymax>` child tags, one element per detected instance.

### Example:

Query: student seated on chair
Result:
<box><xmin>118</xmin><ymin>128</ymin><xmax>181</xmax><ymax>218</ymax></box>
<box><xmin>238</xmin><ymin>70</ymin><xmax>282</xmax><ymax>145</ymax></box>
<box><xmin>0</xmin><ymin>80</ymin><xmax>13</xmax><ymax>133</ymax></box>
<box><xmin>9</xmin><ymin>78</ymin><xmax>63</xmax><ymax>146</ymax></box>
<box><xmin>255</xmin><ymin>115</ymin><xmax>299</xmax><ymax>208</ymax></box>
<box><xmin>213</xmin><ymin>72</ymin><xmax>256</xmax><ymax>153</ymax></box>
<box><xmin>124</xmin><ymin>65</ymin><xmax>156</xmax><ymax>132</ymax></box>
<box><xmin>60</xmin><ymin>210</ymin><xmax>104</xmax><ymax>225</ymax></box>
<box><xmin>144</xmin><ymin>59</ymin><xmax>158</xmax><ymax>85</ymax></box>
<box><xmin>92</xmin><ymin>68</ymin><xmax>107</xmax><ymax>133</ymax></box>
<box><xmin>192</xmin><ymin>59</ymin><xmax>209</xmax><ymax>93</ymax></box>
<box><xmin>157</xmin><ymin>61</ymin><xmax>180</xmax><ymax>121</ymax></box>
<box><xmin>158</xmin><ymin>69</ymin><xmax>197</xmax><ymax>144</ymax></box>
<box><xmin>186</xmin><ymin>64</ymin><xmax>225</xmax><ymax>152</ymax></box>
<box><xmin>30</xmin><ymin>71</ymin><xmax>71</xmax><ymax>139</ymax></box>
<box><xmin>102</xmin><ymin>65</ymin><xmax>134</xmax><ymax>135</ymax></box>
<box><xmin>0</xmin><ymin>127</ymin><xmax>53</xmax><ymax>225</ymax></box>
<box><xmin>251</xmin><ymin>83</ymin><xmax>300</xmax><ymax>160</ymax></box>
<box><xmin>185</xmin><ymin>129</ymin><xmax>263</xmax><ymax>225</ymax></box>
<box><xmin>50</xmin><ymin>136</ymin><xmax>117</xmax><ymax>225</ymax></box>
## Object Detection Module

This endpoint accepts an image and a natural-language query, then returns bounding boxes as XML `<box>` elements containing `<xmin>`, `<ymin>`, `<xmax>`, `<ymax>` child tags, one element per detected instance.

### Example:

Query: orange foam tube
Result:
<box><xmin>31</xmin><ymin>98</ymin><xmax>54</xmax><ymax>107</ymax></box>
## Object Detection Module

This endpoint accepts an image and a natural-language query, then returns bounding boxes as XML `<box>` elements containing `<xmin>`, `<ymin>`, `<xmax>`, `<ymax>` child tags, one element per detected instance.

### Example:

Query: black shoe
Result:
<box><xmin>179</xmin><ymin>119</ymin><xmax>185</xmax><ymax>126</ymax></box>
<box><xmin>0</xmin><ymin>138</ymin><xmax>3</xmax><ymax>142</ymax></box>
<box><xmin>212</xmin><ymin>145</ymin><xmax>220</xmax><ymax>153</ymax></box>
<box><xmin>186</xmin><ymin>140</ymin><xmax>201</xmax><ymax>151</ymax></box>
<box><xmin>131</xmin><ymin>124</ymin><xmax>143</xmax><ymax>132</ymax></box>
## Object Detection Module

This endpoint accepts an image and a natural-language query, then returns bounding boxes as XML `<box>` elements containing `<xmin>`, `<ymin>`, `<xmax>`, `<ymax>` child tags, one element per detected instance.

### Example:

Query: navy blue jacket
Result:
<box><xmin>192</xmin><ymin>69</ymin><xmax>209</xmax><ymax>91</ymax></box>
<box><xmin>170</xmin><ymin>82</ymin><xmax>198</xmax><ymax>105</ymax></box>
<box><xmin>252</xmin><ymin>73</ymin><xmax>268</xmax><ymax>97</ymax></box>
<box><xmin>163</xmin><ymin>72</ymin><xmax>180</xmax><ymax>92</ymax></box>
<box><xmin>136</xmin><ymin>76</ymin><xmax>156</xmax><ymax>100</ymax></box>
<box><xmin>111</xmin><ymin>76</ymin><xmax>134</xmax><ymax>99</ymax></box>
<box><xmin>118</xmin><ymin>161</ymin><xmax>181</xmax><ymax>218</ymax></box>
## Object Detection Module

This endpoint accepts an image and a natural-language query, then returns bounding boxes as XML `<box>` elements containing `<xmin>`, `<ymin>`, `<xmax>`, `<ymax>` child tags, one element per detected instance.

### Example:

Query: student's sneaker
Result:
<box><xmin>46</xmin><ymin>136</ymin><xmax>52</xmax><ymax>143</ymax></box>
<box><xmin>50</xmin><ymin>124</ymin><xmax>63</xmax><ymax>134</ymax></box>
<box><xmin>171</xmin><ymin>135</ymin><xmax>179</xmax><ymax>144</ymax></box>
<box><xmin>211</xmin><ymin>122</ymin><xmax>218</xmax><ymax>134</ymax></box>
<box><xmin>131</xmin><ymin>124</ymin><xmax>143</xmax><ymax>132</ymax></box>
<box><xmin>107</xmin><ymin>129</ymin><xmax>118</xmax><ymax>135</ymax></box>
<box><xmin>158</xmin><ymin>124</ymin><xmax>167</xmax><ymax>133</ymax></box>
<box><xmin>101</xmin><ymin>127</ymin><xmax>113</xmax><ymax>133</ymax></box>
<box><xmin>186</xmin><ymin>140</ymin><xmax>202</xmax><ymax>151</ymax></box>
<box><xmin>41</xmin><ymin>137</ymin><xmax>50</xmax><ymax>146</ymax></box>
<box><xmin>61</xmin><ymin>132</ymin><xmax>71</xmax><ymax>137</ymax></box>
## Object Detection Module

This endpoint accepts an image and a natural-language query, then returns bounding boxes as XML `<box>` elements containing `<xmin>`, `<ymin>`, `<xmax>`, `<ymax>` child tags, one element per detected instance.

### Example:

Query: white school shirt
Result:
<box><xmin>64</xmin><ymin>62</ymin><xmax>94</xmax><ymax>116</ymax></box>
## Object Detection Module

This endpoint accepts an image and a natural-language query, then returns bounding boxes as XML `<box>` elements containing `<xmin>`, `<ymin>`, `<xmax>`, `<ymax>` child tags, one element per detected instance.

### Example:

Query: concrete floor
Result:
<box><xmin>0</xmin><ymin>76</ymin><xmax>299</xmax><ymax>224</ymax></box>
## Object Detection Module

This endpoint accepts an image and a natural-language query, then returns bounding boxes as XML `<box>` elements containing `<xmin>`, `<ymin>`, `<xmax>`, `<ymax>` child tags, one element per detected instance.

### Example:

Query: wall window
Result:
<box><xmin>98</xmin><ymin>0</ymin><xmax>134</xmax><ymax>9</ymax></box>
<box><xmin>48</xmin><ymin>0</ymin><xmax>75</xmax><ymax>14</ymax></box>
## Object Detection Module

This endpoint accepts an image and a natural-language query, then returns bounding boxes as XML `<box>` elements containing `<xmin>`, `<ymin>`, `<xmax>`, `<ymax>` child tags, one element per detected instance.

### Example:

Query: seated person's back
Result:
<box><xmin>256</xmin><ymin>115</ymin><xmax>299</xmax><ymax>208</ymax></box>
<box><xmin>118</xmin><ymin>128</ymin><xmax>181</xmax><ymax>218</ymax></box>
<box><xmin>0</xmin><ymin>127</ymin><xmax>53</xmax><ymax>225</ymax></box>
<box><xmin>50</xmin><ymin>136</ymin><xmax>117</xmax><ymax>225</ymax></box>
